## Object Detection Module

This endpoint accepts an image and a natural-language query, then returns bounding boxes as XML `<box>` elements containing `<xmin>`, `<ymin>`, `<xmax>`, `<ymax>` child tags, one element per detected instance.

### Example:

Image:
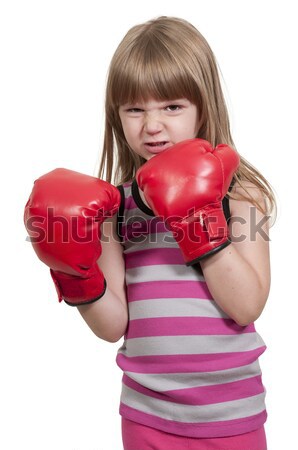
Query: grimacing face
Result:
<box><xmin>118</xmin><ymin>98</ymin><xmax>200</xmax><ymax>160</ymax></box>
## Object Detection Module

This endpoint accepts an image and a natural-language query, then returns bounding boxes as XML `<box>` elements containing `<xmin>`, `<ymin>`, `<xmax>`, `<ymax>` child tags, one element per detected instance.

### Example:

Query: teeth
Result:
<box><xmin>149</xmin><ymin>142</ymin><xmax>166</xmax><ymax>146</ymax></box>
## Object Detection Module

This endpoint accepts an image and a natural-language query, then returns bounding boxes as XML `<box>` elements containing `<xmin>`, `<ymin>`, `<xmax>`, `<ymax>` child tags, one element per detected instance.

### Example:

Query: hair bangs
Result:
<box><xmin>111</xmin><ymin>42</ymin><xmax>197</xmax><ymax>106</ymax></box>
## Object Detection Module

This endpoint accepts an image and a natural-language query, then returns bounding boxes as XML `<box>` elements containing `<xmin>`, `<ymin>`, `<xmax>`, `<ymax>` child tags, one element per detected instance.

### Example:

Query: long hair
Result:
<box><xmin>98</xmin><ymin>16</ymin><xmax>276</xmax><ymax>217</ymax></box>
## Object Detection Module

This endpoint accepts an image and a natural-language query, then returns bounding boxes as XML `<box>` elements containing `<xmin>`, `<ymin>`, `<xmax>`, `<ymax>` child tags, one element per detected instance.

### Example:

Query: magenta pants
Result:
<box><xmin>122</xmin><ymin>418</ymin><xmax>267</xmax><ymax>450</ymax></box>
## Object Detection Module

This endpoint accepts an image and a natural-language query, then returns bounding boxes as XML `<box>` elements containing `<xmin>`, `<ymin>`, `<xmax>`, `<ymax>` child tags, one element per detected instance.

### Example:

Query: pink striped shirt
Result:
<box><xmin>115</xmin><ymin>179</ymin><xmax>267</xmax><ymax>438</ymax></box>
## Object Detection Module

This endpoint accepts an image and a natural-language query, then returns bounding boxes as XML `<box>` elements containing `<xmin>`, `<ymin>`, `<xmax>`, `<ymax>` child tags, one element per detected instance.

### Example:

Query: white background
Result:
<box><xmin>0</xmin><ymin>0</ymin><xmax>296</xmax><ymax>449</ymax></box>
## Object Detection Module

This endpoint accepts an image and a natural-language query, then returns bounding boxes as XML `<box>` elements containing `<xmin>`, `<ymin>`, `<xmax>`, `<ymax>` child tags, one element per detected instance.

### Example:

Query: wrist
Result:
<box><xmin>170</xmin><ymin>202</ymin><xmax>230</xmax><ymax>265</ymax></box>
<box><xmin>50</xmin><ymin>265</ymin><xmax>106</xmax><ymax>306</ymax></box>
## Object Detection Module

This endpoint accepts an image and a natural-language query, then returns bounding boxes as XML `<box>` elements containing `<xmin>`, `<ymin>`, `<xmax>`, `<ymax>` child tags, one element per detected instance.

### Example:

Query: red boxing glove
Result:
<box><xmin>24</xmin><ymin>168</ymin><xmax>121</xmax><ymax>305</ymax></box>
<box><xmin>136</xmin><ymin>138</ymin><xmax>240</xmax><ymax>265</ymax></box>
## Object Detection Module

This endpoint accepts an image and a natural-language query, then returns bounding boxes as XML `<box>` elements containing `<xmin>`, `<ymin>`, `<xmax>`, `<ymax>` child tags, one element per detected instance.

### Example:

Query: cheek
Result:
<box><xmin>120</xmin><ymin>125</ymin><xmax>132</xmax><ymax>146</ymax></box>
<box><xmin>188</xmin><ymin>117</ymin><xmax>200</xmax><ymax>137</ymax></box>
<box><xmin>122</xmin><ymin>120</ymin><xmax>139</xmax><ymax>141</ymax></box>
<box><xmin>175</xmin><ymin>112</ymin><xmax>199</xmax><ymax>138</ymax></box>
<box><xmin>180</xmin><ymin>122</ymin><xmax>199</xmax><ymax>139</ymax></box>
<box><xmin>194</xmin><ymin>112</ymin><xmax>201</xmax><ymax>136</ymax></box>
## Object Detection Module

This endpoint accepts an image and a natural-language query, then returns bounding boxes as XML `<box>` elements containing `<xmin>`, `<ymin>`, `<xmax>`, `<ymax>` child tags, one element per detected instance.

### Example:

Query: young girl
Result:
<box><xmin>25</xmin><ymin>16</ymin><xmax>275</xmax><ymax>450</ymax></box>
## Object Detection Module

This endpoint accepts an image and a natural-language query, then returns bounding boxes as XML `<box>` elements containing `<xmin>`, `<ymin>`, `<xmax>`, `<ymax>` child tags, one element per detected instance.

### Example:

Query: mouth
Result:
<box><xmin>144</xmin><ymin>141</ymin><xmax>170</xmax><ymax>154</ymax></box>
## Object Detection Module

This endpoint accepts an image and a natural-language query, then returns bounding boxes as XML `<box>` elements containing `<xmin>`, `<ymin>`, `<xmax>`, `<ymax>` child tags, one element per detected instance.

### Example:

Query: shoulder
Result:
<box><xmin>229</xmin><ymin>180</ymin><xmax>266</xmax><ymax>217</ymax></box>
<box><xmin>230</xmin><ymin>179</ymin><xmax>264</xmax><ymax>201</ymax></box>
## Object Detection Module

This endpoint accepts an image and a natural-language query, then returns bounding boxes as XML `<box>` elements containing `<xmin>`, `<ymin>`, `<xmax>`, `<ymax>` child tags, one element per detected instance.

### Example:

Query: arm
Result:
<box><xmin>77</xmin><ymin>214</ymin><xmax>128</xmax><ymax>343</ymax></box>
<box><xmin>199</xmin><ymin>183</ymin><xmax>271</xmax><ymax>326</ymax></box>
<box><xmin>135</xmin><ymin>139</ymin><xmax>270</xmax><ymax>326</ymax></box>
<box><xmin>24</xmin><ymin>168</ymin><xmax>128</xmax><ymax>342</ymax></box>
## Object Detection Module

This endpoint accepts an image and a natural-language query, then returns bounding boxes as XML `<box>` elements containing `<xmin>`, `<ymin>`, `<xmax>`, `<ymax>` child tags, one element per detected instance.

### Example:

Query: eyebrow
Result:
<box><xmin>121</xmin><ymin>99</ymin><xmax>189</xmax><ymax>108</ymax></box>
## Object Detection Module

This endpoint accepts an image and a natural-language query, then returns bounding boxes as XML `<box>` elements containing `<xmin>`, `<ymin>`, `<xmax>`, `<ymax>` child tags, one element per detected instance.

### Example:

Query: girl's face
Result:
<box><xmin>118</xmin><ymin>98</ymin><xmax>199</xmax><ymax>160</ymax></box>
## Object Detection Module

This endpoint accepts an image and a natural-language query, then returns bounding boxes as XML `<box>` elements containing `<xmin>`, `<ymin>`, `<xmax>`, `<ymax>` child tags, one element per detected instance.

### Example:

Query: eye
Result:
<box><xmin>126</xmin><ymin>108</ymin><xmax>143</xmax><ymax>113</ymax></box>
<box><xmin>165</xmin><ymin>104</ymin><xmax>182</xmax><ymax>112</ymax></box>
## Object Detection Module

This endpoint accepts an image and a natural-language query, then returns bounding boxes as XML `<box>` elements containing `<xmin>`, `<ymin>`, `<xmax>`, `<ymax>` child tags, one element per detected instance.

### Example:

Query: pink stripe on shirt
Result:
<box><xmin>120</xmin><ymin>403</ymin><xmax>267</xmax><ymax>439</ymax></box>
<box><xmin>125</xmin><ymin>248</ymin><xmax>185</xmax><ymax>268</ymax></box>
<box><xmin>122</xmin><ymin>373</ymin><xmax>265</xmax><ymax>405</ymax></box>
<box><xmin>127</xmin><ymin>280</ymin><xmax>213</xmax><ymax>301</ymax></box>
<box><xmin>117</xmin><ymin>347</ymin><xmax>266</xmax><ymax>374</ymax></box>
<box><xmin>127</xmin><ymin>317</ymin><xmax>255</xmax><ymax>338</ymax></box>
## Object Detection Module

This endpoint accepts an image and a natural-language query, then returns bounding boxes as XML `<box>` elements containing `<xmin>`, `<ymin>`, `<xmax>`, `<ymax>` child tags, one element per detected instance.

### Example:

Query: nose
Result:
<box><xmin>143</xmin><ymin>111</ymin><xmax>163</xmax><ymax>135</ymax></box>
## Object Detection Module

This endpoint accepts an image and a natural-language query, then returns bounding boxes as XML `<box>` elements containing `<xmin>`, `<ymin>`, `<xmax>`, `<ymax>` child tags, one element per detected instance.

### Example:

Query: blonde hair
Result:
<box><xmin>99</xmin><ymin>16</ymin><xmax>276</xmax><ymax>217</ymax></box>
